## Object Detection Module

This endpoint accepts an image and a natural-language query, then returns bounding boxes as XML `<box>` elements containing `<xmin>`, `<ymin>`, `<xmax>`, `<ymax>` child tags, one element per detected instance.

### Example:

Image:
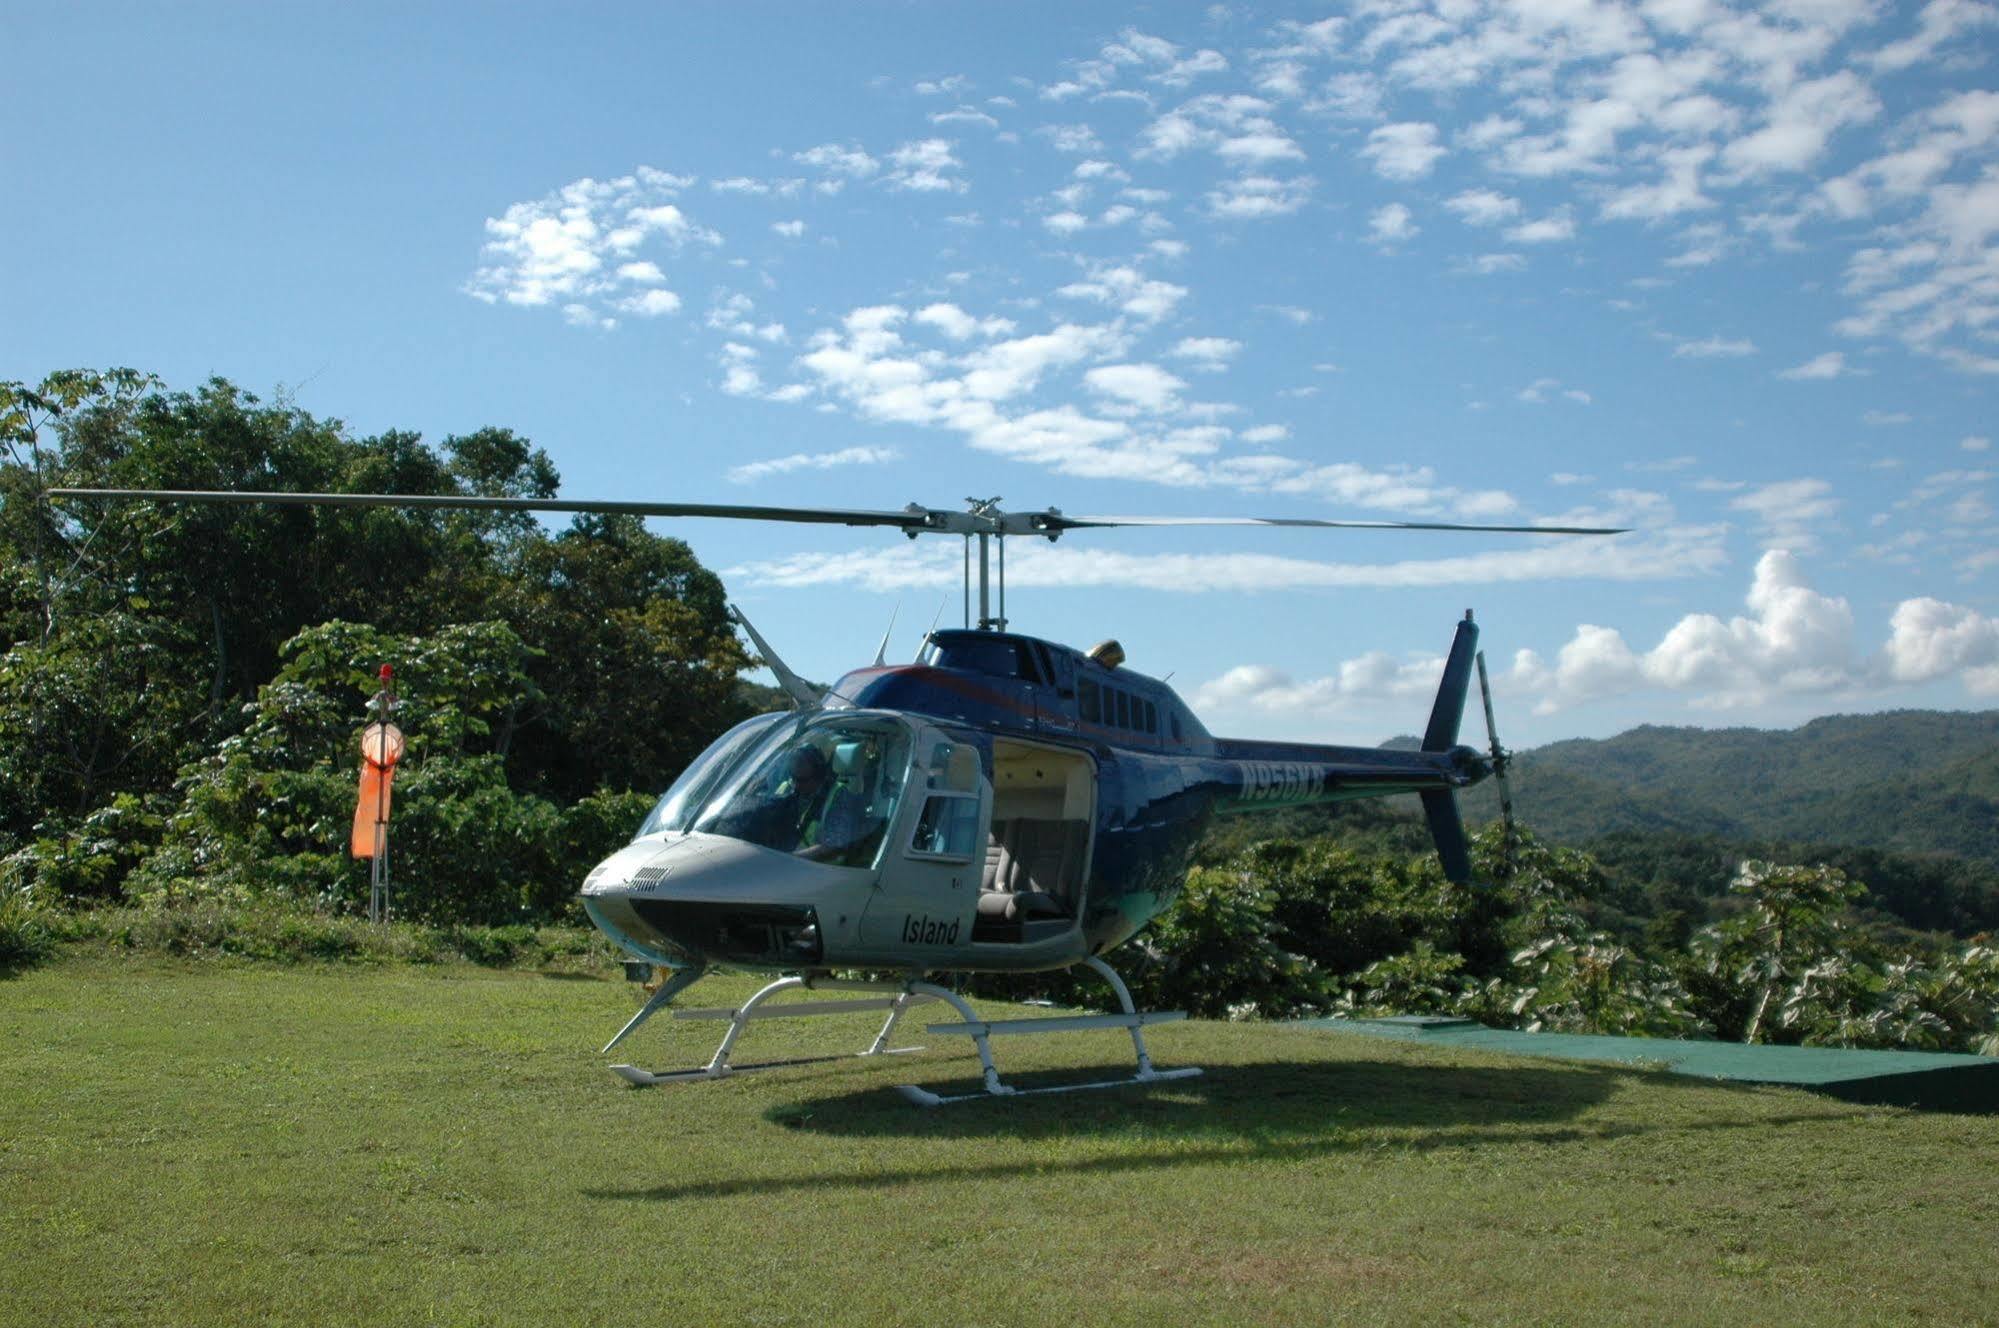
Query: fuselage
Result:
<box><xmin>581</xmin><ymin>628</ymin><xmax>1490</xmax><ymax>977</ymax></box>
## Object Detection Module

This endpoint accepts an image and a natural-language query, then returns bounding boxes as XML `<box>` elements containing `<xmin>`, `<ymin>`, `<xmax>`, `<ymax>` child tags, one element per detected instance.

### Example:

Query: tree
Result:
<box><xmin>502</xmin><ymin>513</ymin><xmax>753</xmax><ymax>801</ymax></box>
<box><xmin>1694</xmin><ymin>860</ymin><xmax>1864</xmax><ymax>1044</ymax></box>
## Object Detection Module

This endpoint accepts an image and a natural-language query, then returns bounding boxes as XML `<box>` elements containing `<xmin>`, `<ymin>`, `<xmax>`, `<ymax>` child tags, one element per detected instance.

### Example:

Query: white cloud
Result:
<box><xmin>1884</xmin><ymin>597</ymin><xmax>1999</xmax><ymax>693</ymax></box>
<box><xmin>727</xmin><ymin>445</ymin><xmax>901</xmax><ymax>484</ymax></box>
<box><xmin>931</xmin><ymin>105</ymin><xmax>1000</xmax><ymax>130</ymax></box>
<box><xmin>1510</xmin><ymin>551</ymin><xmax>1860</xmax><ymax>712</ymax></box>
<box><xmin>1369</xmin><ymin>203</ymin><xmax>1419</xmax><ymax>246</ymax></box>
<box><xmin>1039</xmin><ymin>123</ymin><xmax>1103</xmax><ymax>153</ymax></box>
<box><xmin>1964</xmin><ymin>435</ymin><xmax>1994</xmax><ymax>452</ymax></box>
<box><xmin>1204</xmin><ymin>174</ymin><xmax>1314</xmax><ymax>219</ymax></box>
<box><xmin>1731</xmin><ymin>478</ymin><xmax>1840</xmax><ymax>550</ymax></box>
<box><xmin>913</xmin><ymin>303</ymin><xmax>1014</xmax><ymax>341</ymax></box>
<box><xmin>1083</xmin><ymin>362</ymin><xmax>1187</xmax><ymax>413</ymax></box>
<box><xmin>1459</xmin><ymin>253</ymin><xmax>1527</xmax><ymax>276</ymax></box>
<box><xmin>1505</xmin><ymin>209</ymin><xmax>1576</xmax><ymax>244</ymax></box>
<box><xmin>887</xmin><ymin>138</ymin><xmax>966</xmax><ymax>192</ymax></box>
<box><xmin>1361</xmin><ymin>122</ymin><xmax>1446</xmax><ymax>180</ymax></box>
<box><xmin>1777</xmin><ymin>352</ymin><xmax>1853</xmax><ymax>380</ymax></box>
<box><xmin>1056</xmin><ymin>264</ymin><xmax>1188</xmax><ymax>321</ymax></box>
<box><xmin>1169</xmin><ymin>336</ymin><xmax>1243</xmax><ymax>371</ymax></box>
<box><xmin>464</xmin><ymin>170</ymin><xmax>716</xmax><ymax>315</ymax></box>
<box><xmin>617</xmin><ymin>289</ymin><xmax>682</xmax><ymax>318</ymax></box>
<box><xmin>793</xmin><ymin>143</ymin><xmax>879</xmax><ymax>177</ymax></box>
<box><xmin>1673</xmin><ymin>335</ymin><xmax>1758</xmax><ymax>358</ymax></box>
<box><xmin>1445</xmin><ymin>189</ymin><xmax>1521</xmax><ymax>226</ymax></box>
<box><xmin>771</xmin><ymin>220</ymin><xmax>806</xmax><ymax>238</ymax></box>
<box><xmin>732</xmin><ymin>524</ymin><xmax>1724</xmax><ymax>597</ymax></box>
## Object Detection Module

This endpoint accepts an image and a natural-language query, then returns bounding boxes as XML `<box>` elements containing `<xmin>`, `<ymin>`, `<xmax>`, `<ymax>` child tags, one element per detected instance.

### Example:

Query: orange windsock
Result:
<box><xmin>350</xmin><ymin>722</ymin><xmax>405</xmax><ymax>859</ymax></box>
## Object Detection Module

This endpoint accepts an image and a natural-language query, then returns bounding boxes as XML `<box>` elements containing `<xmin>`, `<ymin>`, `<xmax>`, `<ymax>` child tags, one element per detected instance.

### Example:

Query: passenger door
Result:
<box><xmin>858</xmin><ymin>754</ymin><xmax>992</xmax><ymax>959</ymax></box>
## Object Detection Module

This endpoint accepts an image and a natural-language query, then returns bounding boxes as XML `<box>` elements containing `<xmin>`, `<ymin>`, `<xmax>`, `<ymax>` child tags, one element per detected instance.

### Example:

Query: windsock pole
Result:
<box><xmin>353</xmin><ymin>664</ymin><xmax>403</xmax><ymax>924</ymax></box>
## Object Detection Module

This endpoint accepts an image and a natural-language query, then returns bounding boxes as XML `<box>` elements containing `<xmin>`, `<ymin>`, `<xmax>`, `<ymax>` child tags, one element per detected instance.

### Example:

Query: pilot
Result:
<box><xmin>778</xmin><ymin>746</ymin><xmax>879</xmax><ymax>865</ymax></box>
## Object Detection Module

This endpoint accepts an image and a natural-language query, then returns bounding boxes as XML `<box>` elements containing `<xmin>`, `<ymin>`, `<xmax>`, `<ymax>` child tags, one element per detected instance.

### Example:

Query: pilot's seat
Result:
<box><xmin>973</xmin><ymin>818</ymin><xmax>1086</xmax><ymax>941</ymax></box>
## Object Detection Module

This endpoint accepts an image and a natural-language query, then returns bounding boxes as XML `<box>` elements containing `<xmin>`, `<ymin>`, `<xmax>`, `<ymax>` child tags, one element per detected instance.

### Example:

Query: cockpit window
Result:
<box><xmin>637</xmin><ymin>711</ymin><xmax>789</xmax><ymax>838</ymax></box>
<box><xmin>691</xmin><ymin>714</ymin><xmax>914</xmax><ymax>869</ymax></box>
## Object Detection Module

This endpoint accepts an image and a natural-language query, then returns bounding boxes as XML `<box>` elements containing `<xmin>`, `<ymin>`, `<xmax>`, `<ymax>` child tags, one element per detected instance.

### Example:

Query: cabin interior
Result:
<box><xmin>975</xmin><ymin>740</ymin><xmax>1094</xmax><ymax>943</ymax></box>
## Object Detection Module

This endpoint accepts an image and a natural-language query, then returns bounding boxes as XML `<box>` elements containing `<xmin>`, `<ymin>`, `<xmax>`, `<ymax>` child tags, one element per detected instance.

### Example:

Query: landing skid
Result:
<box><xmin>898</xmin><ymin>956</ymin><xmax>1201</xmax><ymax>1106</ymax></box>
<box><xmin>606</xmin><ymin>956</ymin><xmax>1200</xmax><ymax>1106</ymax></box>
<box><xmin>609</xmin><ymin>976</ymin><xmax>937</xmax><ymax>1086</ymax></box>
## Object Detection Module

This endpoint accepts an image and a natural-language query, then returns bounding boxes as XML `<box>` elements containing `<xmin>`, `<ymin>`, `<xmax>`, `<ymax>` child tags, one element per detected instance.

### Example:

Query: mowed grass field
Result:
<box><xmin>3</xmin><ymin>958</ymin><xmax>1995</xmax><ymax>1327</ymax></box>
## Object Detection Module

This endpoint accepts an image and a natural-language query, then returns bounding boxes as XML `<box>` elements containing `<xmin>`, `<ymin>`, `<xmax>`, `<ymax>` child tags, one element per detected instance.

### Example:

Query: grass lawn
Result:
<box><xmin>2</xmin><ymin>957</ymin><xmax>1995</xmax><ymax>1327</ymax></box>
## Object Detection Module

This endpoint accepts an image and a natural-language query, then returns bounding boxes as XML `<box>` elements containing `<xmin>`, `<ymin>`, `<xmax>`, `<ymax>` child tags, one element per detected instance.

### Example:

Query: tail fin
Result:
<box><xmin>1421</xmin><ymin>612</ymin><xmax>1480</xmax><ymax>883</ymax></box>
<box><xmin>1422</xmin><ymin>610</ymin><xmax>1480</xmax><ymax>753</ymax></box>
<box><xmin>1421</xmin><ymin>790</ymin><xmax>1473</xmax><ymax>884</ymax></box>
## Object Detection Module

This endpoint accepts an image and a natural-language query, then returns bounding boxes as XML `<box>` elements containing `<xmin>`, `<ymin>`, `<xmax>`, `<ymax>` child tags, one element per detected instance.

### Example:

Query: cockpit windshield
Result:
<box><xmin>636</xmin><ymin>712</ymin><xmax>789</xmax><ymax>839</ymax></box>
<box><xmin>688</xmin><ymin>714</ymin><xmax>915</xmax><ymax>869</ymax></box>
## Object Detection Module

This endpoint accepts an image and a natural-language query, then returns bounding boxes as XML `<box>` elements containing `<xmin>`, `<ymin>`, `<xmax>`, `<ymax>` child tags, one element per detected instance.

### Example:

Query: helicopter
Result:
<box><xmin>50</xmin><ymin>488</ymin><xmax>1620</xmax><ymax>1105</ymax></box>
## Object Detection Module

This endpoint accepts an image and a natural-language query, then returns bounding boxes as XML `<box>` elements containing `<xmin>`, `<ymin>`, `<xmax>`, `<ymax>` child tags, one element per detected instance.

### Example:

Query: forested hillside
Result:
<box><xmin>1460</xmin><ymin>711</ymin><xmax>1999</xmax><ymax>866</ymax></box>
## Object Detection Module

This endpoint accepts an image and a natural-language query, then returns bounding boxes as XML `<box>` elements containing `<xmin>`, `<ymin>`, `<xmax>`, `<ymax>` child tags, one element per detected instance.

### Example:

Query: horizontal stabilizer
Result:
<box><xmin>1421</xmin><ymin>790</ymin><xmax>1473</xmax><ymax>885</ymax></box>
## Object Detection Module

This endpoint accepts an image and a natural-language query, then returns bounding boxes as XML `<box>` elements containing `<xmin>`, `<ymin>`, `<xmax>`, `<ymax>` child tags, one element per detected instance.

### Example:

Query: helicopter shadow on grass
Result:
<box><xmin>584</xmin><ymin>1054</ymin><xmax>1654</xmax><ymax>1204</ymax></box>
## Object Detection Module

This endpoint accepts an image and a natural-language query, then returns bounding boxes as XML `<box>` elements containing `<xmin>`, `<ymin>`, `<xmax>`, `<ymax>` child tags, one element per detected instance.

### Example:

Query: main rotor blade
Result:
<box><xmin>45</xmin><ymin>488</ymin><xmax>933</xmax><ymax>531</ymax></box>
<box><xmin>1048</xmin><ymin>514</ymin><xmax>1627</xmax><ymax>536</ymax></box>
<box><xmin>46</xmin><ymin>490</ymin><xmax>1627</xmax><ymax>537</ymax></box>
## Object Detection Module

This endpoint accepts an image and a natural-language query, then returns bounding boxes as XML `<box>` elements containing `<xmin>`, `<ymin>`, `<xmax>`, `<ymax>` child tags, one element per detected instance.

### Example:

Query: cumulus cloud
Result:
<box><xmin>886</xmin><ymin>138</ymin><xmax>967</xmax><ymax>192</ymax></box>
<box><xmin>1084</xmin><ymin>362</ymin><xmax>1187</xmax><ymax>414</ymax></box>
<box><xmin>1445</xmin><ymin>189</ymin><xmax>1521</xmax><ymax>226</ymax></box>
<box><xmin>1778</xmin><ymin>352</ymin><xmax>1854</xmax><ymax>380</ymax></box>
<box><xmin>1204</xmin><ymin>174</ymin><xmax>1314</xmax><ymax>219</ymax></box>
<box><xmin>1511</xmin><ymin>551</ymin><xmax>1859</xmax><ymax>711</ymax></box>
<box><xmin>464</xmin><ymin>169</ymin><xmax>712</xmax><ymax>317</ymax></box>
<box><xmin>1361</xmin><ymin>122</ymin><xmax>1446</xmax><ymax>180</ymax></box>
<box><xmin>1731</xmin><ymin>478</ymin><xmax>1841</xmax><ymax>551</ymax></box>
<box><xmin>1885</xmin><ymin>597</ymin><xmax>1999</xmax><ymax>692</ymax></box>
<box><xmin>1370</xmin><ymin>203</ymin><xmax>1419</xmax><ymax>246</ymax></box>
<box><xmin>1169</xmin><ymin>336</ymin><xmax>1243</xmax><ymax>371</ymax></box>
<box><xmin>727</xmin><ymin>445</ymin><xmax>901</xmax><ymax>484</ymax></box>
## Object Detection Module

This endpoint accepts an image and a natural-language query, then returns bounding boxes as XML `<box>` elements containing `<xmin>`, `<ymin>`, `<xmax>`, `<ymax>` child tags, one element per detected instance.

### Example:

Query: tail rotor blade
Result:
<box><xmin>1474</xmin><ymin>650</ymin><xmax>1514</xmax><ymax>836</ymax></box>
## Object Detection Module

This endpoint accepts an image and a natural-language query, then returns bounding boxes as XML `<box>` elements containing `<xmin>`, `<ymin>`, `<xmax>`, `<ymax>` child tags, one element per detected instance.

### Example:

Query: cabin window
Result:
<box><xmin>909</xmin><ymin>794</ymin><xmax>982</xmax><ymax>860</ymax></box>
<box><xmin>926</xmin><ymin>636</ymin><xmax>1037</xmax><ymax>681</ymax></box>
<box><xmin>1115</xmin><ymin>690</ymin><xmax>1131</xmax><ymax>729</ymax></box>
<box><xmin>1143</xmin><ymin>700</ymin><xmax>1157</xmax><ymax>734</ymax></box>
<box><xmin>1079</xmin><ymin>677</ymin><xmax>1100</xmax><ymax>723</ymax></box>
<box><xmin>1170</xmin><ymin>712</ymin><xmax>1183</xmax><ymax>742</ymax></box>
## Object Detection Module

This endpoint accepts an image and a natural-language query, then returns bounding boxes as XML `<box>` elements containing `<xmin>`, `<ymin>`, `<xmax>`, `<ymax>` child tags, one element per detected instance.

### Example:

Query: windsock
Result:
<box><xmin>350</xmin><ymin>666</ymin><xmax>405</xmax><ymax>859</ymax></box>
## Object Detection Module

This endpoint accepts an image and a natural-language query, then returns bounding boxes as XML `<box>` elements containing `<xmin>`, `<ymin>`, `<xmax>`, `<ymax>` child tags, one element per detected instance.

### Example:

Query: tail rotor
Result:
<box><xmin>1473</xmin><ymin>649</ymin><xmax>1517</xmax><ymax>870</ymax></box>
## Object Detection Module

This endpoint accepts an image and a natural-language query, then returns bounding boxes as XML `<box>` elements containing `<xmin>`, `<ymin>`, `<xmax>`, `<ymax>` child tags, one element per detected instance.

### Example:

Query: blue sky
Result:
<box><xmin>8</xmin><ymin>1</ymin><xmax>1999</xmax><ymax>748</ymax></box>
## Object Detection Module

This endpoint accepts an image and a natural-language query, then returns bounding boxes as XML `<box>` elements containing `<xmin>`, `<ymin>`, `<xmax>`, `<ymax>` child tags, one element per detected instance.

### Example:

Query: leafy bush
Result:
<box><xmin>0</xmin><ymin>881</ymin><xmax>56</xmax><ymax>973</ymax></box>
<box><xmin>52</xmin><ymin>900</ymin><xmax>617</xmax><ymax>969</ymax></box>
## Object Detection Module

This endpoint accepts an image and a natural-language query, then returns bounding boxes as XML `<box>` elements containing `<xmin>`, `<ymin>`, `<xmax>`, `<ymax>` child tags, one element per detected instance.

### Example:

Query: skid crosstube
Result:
<box><xmin>605</xmin><ymin>957</ymin><xmax>1199</xmax><ymax>1105</ymax></box>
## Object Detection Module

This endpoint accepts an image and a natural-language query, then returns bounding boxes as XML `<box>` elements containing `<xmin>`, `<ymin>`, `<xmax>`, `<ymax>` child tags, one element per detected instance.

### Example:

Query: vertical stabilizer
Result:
<box><xmin>1422</xmin><ymin>611</ymin><xmax>1480</xmax><ymax>753</ymax></box>
<box><xmin>1420</xmin><ymin>612</ymin><xmax>1481</xmax><ymax>884</ymax></box>
<box><xmin>1421</xmin><ymin>790</ymin><xmax>1473</xmax><ymax>884</ymax></box>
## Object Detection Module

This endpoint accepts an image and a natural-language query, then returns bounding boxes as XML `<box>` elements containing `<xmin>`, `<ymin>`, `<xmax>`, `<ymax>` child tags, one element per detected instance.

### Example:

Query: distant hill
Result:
<box><xmin>1460</xmin><ymin>710</ymin><xmax>1999</xmax><ymax>868</ymax></box>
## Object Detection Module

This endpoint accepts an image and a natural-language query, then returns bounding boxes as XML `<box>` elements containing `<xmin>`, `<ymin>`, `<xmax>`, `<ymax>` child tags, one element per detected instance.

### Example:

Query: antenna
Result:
<box><xmin>872</xmin><ymin>600</ymin><xmax>901</xmax><ymax>668</ymax></box>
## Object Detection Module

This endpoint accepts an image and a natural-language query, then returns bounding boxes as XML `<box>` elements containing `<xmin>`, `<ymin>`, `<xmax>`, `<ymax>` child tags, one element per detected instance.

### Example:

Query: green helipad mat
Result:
<box><xmin>1295</xmin><ymin>1015</ymin><xmax>1999</xmax><ymax>1112</ymax></box>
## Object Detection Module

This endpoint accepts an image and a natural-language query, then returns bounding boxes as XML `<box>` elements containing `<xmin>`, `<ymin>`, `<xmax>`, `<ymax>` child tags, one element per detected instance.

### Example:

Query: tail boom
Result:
<box><xmin>1205</xmin><ymin>612</ymin><xmax>1492</xmax><ymax>883</ymax></box>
